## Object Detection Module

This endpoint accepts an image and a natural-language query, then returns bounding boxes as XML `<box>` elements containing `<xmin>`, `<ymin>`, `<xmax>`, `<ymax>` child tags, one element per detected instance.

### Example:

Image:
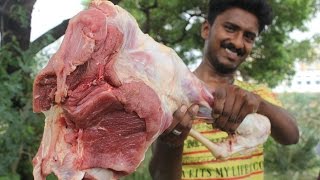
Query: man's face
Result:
<box><xmin>201</xmin><ymin>8</ymin><xmax>259</xmax><ymax>74</ymax></box>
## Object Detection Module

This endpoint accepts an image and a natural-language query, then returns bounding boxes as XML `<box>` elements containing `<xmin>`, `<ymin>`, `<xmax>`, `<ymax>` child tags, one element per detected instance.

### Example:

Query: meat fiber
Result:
<box><xmin>32</xmin><ymin>0</ymin><xmax>271</xmax><ymax>179</ymax></box>
<box><xmin>32</xmin><ymin>1</ymin><xmax>213</xmax><ymax>179</ymax></box>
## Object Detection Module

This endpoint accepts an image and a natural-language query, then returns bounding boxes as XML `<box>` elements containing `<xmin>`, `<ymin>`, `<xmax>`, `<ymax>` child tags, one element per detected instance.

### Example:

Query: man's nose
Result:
<box><xmin>232</xmin><ymin>33</ymin><xmax>245</xmax><ymax>49</ymax></box>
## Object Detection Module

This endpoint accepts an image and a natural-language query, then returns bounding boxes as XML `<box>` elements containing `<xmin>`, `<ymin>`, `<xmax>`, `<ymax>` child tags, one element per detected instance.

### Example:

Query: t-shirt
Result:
<box><xmin>181</xmin><ymin>80</ymin><xmax>281</xmax><ymax>180</ymax></box>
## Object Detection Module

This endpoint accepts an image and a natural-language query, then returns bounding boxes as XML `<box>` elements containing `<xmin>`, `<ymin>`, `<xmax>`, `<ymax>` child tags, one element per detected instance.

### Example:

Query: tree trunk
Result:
<box><xmin>0</xmin><ymin>0</ymin><xmax>36</xmax><ymax>50</ymax></box>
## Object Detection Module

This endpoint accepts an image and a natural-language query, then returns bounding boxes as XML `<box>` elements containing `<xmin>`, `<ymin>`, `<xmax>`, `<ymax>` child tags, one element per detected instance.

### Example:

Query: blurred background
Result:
<box><xmin>0</xmin><ymin>0</ymin><xmax>319</xmax><ymax>179</ymax></box>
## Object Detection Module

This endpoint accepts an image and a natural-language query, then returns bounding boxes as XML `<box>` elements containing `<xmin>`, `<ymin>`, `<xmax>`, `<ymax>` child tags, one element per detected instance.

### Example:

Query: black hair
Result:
<box><xmin>207</xmin><ymin>0</ymin><xmax>273</xmax><ymax>33</ymax></box>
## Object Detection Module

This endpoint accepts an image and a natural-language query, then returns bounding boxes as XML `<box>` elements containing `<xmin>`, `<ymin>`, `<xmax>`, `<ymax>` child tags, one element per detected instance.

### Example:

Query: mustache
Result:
<box><xmin>221</xmin><ymin>42</ymin><xmax>245</xmax><ymax>57</ymax></box>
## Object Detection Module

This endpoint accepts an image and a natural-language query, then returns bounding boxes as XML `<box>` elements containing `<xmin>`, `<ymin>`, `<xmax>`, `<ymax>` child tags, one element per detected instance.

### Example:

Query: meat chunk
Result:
<box><xmin>32</xmin><ymin>1</ymin><xmax>213</xmax><ymax>179</ymax></box>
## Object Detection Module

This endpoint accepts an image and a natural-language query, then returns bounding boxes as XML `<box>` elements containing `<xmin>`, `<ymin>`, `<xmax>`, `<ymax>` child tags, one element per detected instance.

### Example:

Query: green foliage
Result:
<box><xmin>264</xmin><ymin>93</ymin><xmax>320</xmax><ymax>179</ymax></box>
<box><xmin>0</xmin><ymin>173</ymin><xmax>20</xmax><ymax>180</ymax></box>
<box><xmin>9</xmin><ymin>4</ymin><xmax>29</xmax><ymax>28</ymax></box>
<box><xmin>0</xmin><ymin>38</ymin><xmax>44</xmax><ymax>178</ymax></box>
<box><xmin>265</xmin><ymin>136</ymin><xmax>320</xmax><ymax>179</ymax></box>
<box><xmin>81</xmin><ymin>0</ymin><xmax>91</xmax><ymax>7</ymax></box>
<box><xmin>119</xmin><ymin>0</ymin><xmax>208</xmax><ymax>65</ymax></box>
<box><xmin>278</xmin><ymin>93</ymin><xmax>320</xmax><ymax>129</ymax></box>
<box><xmin>241</xmin><ymin>0</ymin><xmax>319</xmax><ymax>87</ymax></box>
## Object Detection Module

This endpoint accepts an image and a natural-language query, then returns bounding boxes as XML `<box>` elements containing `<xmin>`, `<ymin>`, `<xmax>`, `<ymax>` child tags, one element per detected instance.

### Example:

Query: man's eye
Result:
<box><xmin>224</xmin><ymin>25</ymin><xmax>235</xmax><ymax>32</ymax></box>
<box><xmin>245</xmin><ymin>33</ymin><xmax>256</xmax><ymax>43</ymax></box>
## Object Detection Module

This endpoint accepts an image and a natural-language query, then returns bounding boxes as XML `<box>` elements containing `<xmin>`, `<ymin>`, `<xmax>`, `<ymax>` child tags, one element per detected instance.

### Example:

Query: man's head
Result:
<box><xmin>201</xmin><ymin>0</ymin><xmax>273</xmax><ymax>74</ymax></box>
<box><xmin>207</xmin><ymin>0</ymin><xmax>273</xmax><ymax>34</ymax></box>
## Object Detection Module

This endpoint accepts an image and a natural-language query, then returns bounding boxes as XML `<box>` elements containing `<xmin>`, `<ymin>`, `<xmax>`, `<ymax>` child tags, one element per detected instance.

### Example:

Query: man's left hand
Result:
<box><xmin>211</xmin><ymin>84</ymin><xmax>262</xmax><ymax>134</ymax></box>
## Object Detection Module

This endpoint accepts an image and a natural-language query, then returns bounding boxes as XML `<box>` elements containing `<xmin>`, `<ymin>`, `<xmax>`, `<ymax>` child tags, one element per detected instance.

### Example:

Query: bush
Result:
<box><xmin>264</xmin><ymin>93</ymin><xmax>320</xmax><ymax>179</ymax></box>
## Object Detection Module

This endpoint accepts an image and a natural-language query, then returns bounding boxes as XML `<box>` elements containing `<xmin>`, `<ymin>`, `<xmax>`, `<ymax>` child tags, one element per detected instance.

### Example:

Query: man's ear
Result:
<box><xmin>201</xmin><ymin>20</ymin><xmax>210</xmax><ymax>39</ymax></box>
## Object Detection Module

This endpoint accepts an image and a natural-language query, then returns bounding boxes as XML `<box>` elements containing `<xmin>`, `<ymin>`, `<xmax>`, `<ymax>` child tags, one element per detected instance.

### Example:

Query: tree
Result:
<box><xmin>0</xmin><ymin>0</ymin><xmax>40</xmax><ymax>178</ymax></box>
<box><xmin>0</xmin><ymin>0</ymin><xmax>319</xmax><ymax>178</ymax></box>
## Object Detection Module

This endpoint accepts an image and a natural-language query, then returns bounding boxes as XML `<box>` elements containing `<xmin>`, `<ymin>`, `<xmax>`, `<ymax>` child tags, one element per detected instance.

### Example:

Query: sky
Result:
<box><xmin>31</xmin><ymin>0</ymin><xmax>84</xmax><ymax>41</ymax></box>
<box><xmin>290</xmin><ymin>12</ymin><xmax>320</xmax><ymax>41</ymax></box>
<box><xmin>31</xmin><ymin>0</ymin><xmax>320</xmax><ymax>43</ymax></box>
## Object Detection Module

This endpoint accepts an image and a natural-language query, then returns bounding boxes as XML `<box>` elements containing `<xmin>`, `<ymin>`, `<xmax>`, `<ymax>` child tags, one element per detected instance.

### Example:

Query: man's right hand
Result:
<box><xmin>159</xmin><ymin>104</ymin><xmax>199</xmax><ymax>147</ymax></box>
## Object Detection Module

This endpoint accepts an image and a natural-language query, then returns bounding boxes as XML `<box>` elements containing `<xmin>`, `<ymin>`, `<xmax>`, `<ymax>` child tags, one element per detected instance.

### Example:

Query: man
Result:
<box><xmin>149</xmin><ymin>0</ymin><xmax>299</xmax><ymax>179</ymax></box>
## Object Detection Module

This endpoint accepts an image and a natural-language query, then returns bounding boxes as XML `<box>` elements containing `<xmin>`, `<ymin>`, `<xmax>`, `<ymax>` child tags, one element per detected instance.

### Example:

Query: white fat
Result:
<box><xmin>84</xmin><ymin>168</ymin><xmax>115</xmax><ymax>180</ymax></box>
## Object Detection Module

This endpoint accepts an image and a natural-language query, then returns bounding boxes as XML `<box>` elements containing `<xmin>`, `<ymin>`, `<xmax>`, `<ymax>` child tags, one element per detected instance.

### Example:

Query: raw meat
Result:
<box><xmin>189</xmin><ymin>113</ymin><xmax>271</xmax><ymax>159</ymax></box>
<box><xmin>32</xmin><ymin>1</ymin><xmax>213</xmax><ymax>179</ymax></box>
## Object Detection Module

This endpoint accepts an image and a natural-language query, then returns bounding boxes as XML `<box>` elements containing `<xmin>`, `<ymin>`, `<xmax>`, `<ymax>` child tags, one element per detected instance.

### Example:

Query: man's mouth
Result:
<box><xmin>221</xmin><ymin>42</ymin><xmax>245</xmax><ymax>60</ymax></box>
<box><xmin>225</xmin><ymin>48</ymin><xmax>239</xmax><ymax>61</ymax></box>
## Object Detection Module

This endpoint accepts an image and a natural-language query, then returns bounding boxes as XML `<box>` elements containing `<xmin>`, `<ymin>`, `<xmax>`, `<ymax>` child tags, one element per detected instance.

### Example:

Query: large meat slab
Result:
<box><xmin>32</xmin><ymin>1</ymin><xmax>213</xmax><ymax>179</ymax></box>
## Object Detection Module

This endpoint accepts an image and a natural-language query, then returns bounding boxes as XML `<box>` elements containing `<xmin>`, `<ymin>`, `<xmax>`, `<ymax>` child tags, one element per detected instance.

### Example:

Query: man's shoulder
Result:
<box><xmin>234</xmin><ymin>80</ymin><xmax>265</xmax><ymax>91</ymax></box>
<box><xmin>234</xmin><ymin>80</ymin><xmax>282</xmax><ymax>106</ymax></box>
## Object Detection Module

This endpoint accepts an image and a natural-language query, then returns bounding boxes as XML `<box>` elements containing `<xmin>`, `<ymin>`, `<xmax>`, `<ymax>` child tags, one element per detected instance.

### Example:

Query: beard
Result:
<box><xmin>211</xmin><ymin>59</ymin><xmax>238</xmax><ymax>74</ymax></box>
<box><xmin>208</xmin><ymin>52</ymin><xmax>238</xmax><ymax>74</ymax></box>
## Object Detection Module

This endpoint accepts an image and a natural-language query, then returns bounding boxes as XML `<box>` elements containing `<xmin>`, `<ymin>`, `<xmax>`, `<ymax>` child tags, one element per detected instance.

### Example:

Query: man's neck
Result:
<box><xmin>193</xmin><ymin>61</ymin><xmax>235</xmax><ymax>88</ymax></box>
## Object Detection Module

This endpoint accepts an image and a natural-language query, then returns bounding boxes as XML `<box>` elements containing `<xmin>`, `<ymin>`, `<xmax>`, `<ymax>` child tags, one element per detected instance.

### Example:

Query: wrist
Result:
<box><xmin>257</xmin><ymin>97</ymin><xmax>267</xmax><ymax>115</ymax></box>
<box><xmin>158</xmin><ymin>134</ymin><xmax>185</xmax><ymax>149</ymax></box>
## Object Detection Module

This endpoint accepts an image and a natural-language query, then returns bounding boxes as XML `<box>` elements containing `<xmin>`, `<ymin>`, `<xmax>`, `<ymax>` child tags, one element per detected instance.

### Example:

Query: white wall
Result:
<box><xmin>274</xmin><ymin>61</ymin><xmax>320</xmax><ymax>93</ymax></box>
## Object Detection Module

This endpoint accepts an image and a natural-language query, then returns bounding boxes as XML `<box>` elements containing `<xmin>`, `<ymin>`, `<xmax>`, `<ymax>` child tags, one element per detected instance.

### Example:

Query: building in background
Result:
<box><xmin>274</xmin><ymin>61</ymin><xmax>320</xmax><ymax>93</ymax></box>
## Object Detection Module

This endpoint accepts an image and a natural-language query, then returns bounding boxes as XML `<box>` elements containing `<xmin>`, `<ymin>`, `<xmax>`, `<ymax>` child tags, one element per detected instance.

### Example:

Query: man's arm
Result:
<box><xmin>149</xmin><ymin>140</ymin><xmax>184</xmax><ymax>180</ymax></box>
<box><xmin>257</xmin><ymin>99</ymin><xmax>299</xmax><ymax>145</ymax></box>
<box><xmin>149</xmin><ymin>104</ymin><xmax>199</xmax><ymax>180</ymax></box>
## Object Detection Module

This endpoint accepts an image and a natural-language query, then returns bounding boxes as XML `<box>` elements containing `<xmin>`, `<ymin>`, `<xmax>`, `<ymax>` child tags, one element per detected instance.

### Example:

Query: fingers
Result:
<box><xmin>175</xmin><ymin>104</ymin><xmax>199</xmax><ymax>132</ymax></box>
<box><xmin>211</xmin><ymin>85</ymin><xmax>262</xmax><ymax>134</ymax></box>
<box><xmin>180</xmin><ymin>104</ymin><xmax>199</xmax><ymax>129</ymax></box>
<box><xmin>224</xmin><ymin>90</ymin><xmax>246</xmax><ymax>133</ymax></box>
<box><xmin>212</xmin><ymin>86</ymin><xmax>235</xmax><ymax>132</ymax></box>
<box><xmin>211</xmin><ymin>87</ymin><xmax>226</xmax><ymax>122</ymax></box>
<box><xmin>166</xmin><ymin>105</ymin><xmax>188</xmax><ymax>133</ymax></box>
<box><xmin>165</xmin><ymin>104</ymin><xmax>199</xmax><ymax>134</ymax></box>
<box><xmin>236</xmin><ymin>97</ymin><xmax>260</xmax><ymax>124</ymax></box>
<box><xmin>211</xmin><ymin>88</ymin><xmax>227</xmax><ymax>127</ymax></box>
<box><xmin>159</xmin><ymin>104</ymin><xmax>199</xmax><ymax>147</ymax></box>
